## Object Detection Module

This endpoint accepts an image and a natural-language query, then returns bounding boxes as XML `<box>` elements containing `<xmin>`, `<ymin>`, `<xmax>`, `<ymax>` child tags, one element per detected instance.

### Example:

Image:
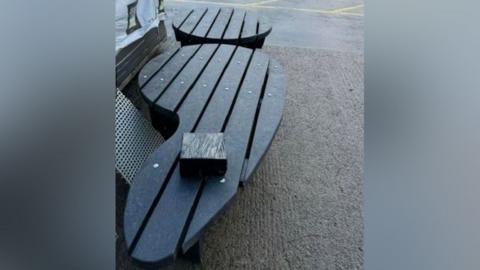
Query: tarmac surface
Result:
<box><xmin>165</xmin><ymin>0</ymin><xmax>363</xmax><ymax>53</ymax></box>
<box><xmin>117</xmin><ymin>0</ymin><xmax>363</xmax><ymax>269</ymax></box>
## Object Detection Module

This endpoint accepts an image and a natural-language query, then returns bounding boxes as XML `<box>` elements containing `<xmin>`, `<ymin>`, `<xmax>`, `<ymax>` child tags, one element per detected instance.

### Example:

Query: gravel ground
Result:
<box><xmin>117</xmin><ymin>43</ymin><xmax>364</xmax><ymax>269</ymax></box>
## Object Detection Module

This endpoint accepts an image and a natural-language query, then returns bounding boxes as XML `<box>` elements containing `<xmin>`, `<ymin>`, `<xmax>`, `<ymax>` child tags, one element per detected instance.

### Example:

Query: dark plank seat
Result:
<box><xmin>124</xmin><ymin>44</ymin><xmax>285</xmax><ymax>267</ymax></box>
<box><xmin>173</xmin><ymin>8</ymin><xmax>272</xmax><ymax>49</ymax></box>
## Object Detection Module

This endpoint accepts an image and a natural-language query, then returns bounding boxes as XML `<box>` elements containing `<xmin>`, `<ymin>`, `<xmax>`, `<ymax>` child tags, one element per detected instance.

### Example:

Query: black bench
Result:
<box><xmin>123</xmin><ymin>44</ymin><xmax>285</xmax><ymax>267</ymax></box>
<box><xmin>173</xmin><ymin>8</ymin><xmax>272</xmax><ymax>48</ymax></box>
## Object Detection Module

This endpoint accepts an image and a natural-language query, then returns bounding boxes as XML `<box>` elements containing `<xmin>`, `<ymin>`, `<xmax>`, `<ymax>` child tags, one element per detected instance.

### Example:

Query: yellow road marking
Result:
<box><xmin>253</xmin><ymin>4</ymin><xmax>363</xmax><ymax>16</ymax></box>
<box><xmin>169</xmin><ymin>0</ymin><xmax>364</xmax><ymax>17</ymax></box>
<box><xmin>170</xmin><ymin>0</ymin><xmax>241</xmax><ymax>7</ymax></box>
<box><xmin>329</xmin><ymin>4</ymin><xmax>364</xmax><ymax>14</ymax></box>
<box><xmin>246</xmin><ymin>0</ymin><xmax>280</xmax><ymax>6</ymax></box>
<box><xmin>169</xmin><ymin>0</ymin><xmax>274</xmax><ymax>7</ymax></box>
<box><xmin>339</xmin><ymin>11</ymin><xmax>363</xmax><ymax>16</ymax></box>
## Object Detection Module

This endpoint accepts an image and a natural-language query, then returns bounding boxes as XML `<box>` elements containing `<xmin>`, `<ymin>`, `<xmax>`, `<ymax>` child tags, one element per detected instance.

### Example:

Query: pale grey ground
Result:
<box><xmin>117</xmin><ymin>0</ymin><xmax>363</xmax><ymax>269</ymax></box>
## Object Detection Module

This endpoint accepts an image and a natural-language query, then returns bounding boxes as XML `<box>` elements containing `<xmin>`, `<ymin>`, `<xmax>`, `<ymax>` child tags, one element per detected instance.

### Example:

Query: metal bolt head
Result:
<box><xmin>143</xmin><ymin>75</ymin><xmax>147</xmax><ymax>78</ymax></box>
<box><xmin>200</xmin><ymin>56</ymin><xmax>204</xmax><ymax>60</ymax></box>
<box><xmin>225</xmin><ymin>87</ymin><xmax>229</xmax><ymax>90</ymax></box>
<box><xmin>220</xmin><ymin>178</ymin><xmax>226</xmax><ymax>183</ymax></box>
<box><xmin>267</xmin><ymin>93</ymin><xmax>272</xmax><ymax>97</ymax></box>
<box><xmin>203</xmin><ymin>84</ymin><xmax>207</xmax><ymax>87</ymax></box>
<box><xmin>248</xmin><ymin>90</ymin><xmax>252</xmax><ymax>94</ymax></box>
<box><xmin>181</xmin><ymin>54</ymin><xmax>185</xmax><ymax>57</ymax></box>
<box><xmin>180</xmin><ymin>81</ymin><xmax>184</xmax><ymax>84</ymax></box>
<box><xmin>237</xmin><ymin>61</ymin><xmax>241</xmax><ymax>64</ymax></box>
<box><xmin>274</xmin><ymin>65</ymin><xmax>278</xmax><ymax>69</ymax></box>
<box><xmin>153</xmin><ymin>163</ymin><xmax>159</xmax><ymax>168</ymax></box>
<box><xmin>160</xmin><ymin>78</ymin><xmax>164</xmax><ymax>81</ymax></box>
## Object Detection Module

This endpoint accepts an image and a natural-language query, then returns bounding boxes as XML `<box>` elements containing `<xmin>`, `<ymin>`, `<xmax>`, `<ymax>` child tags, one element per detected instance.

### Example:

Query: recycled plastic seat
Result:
<box><xmin>123</xmin><ymin>43</ymin><xmax>286</xmax><ymax>267</ymax></box>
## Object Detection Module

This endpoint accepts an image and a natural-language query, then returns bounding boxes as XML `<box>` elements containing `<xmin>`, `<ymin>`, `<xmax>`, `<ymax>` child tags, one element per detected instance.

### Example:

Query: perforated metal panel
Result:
<box><xmin>115</xmin><ymin>90</ymin><xmax>164</xmax><ymax>183</ymax></box>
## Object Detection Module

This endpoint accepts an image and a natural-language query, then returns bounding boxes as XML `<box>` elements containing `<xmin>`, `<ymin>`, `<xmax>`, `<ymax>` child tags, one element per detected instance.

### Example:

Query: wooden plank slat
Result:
<box><xmin>141</xmin><ymin>45</ymin><xmax>200</xmax><ymax>104</ymax></box>
<box><xmin>127</xmin><ymin>45</ymin><xmax>237</xmax><ymax>265</ymax></box>
<box><xmin>172</xmin><ymin>9</ymin><xmax>194</xmax><ymax>29</ymax></box>
<box><xmin>182</xmin><ymin>50</ymin><xmax>270</xmax><ymax>252</ymax></box>
<box><xmin>258</xmin><ymin>15</ymin><xmax>272</xmax><ymax>36</ymax></box>
<box><xmin>223</xmin><ymin>9</ymin><xmax>245</xmax><ymax>41</ymax></box>
<box><xmin>179</xmin><ymin>8</ymin><xmax>207</xmax><ymax>34</ymax></box>
<box><xmin>241</xmin><ymin>11</ymin><xmax>257</xmax><ymax>38</ymax></box>
<box><xmin>137</xmin><ymin>48</ymin><xmax>178</xmax><ymax>88</ymax></box>
<box><xmin>124</xmin><ymin>136</ymin><xmax>182</xmax><ymax>251</ymax></box>
<box><xmin>193</xmin><ymin>47</ymin><xmax>252</xmax><ymax>132</ymax></box>
<box><xmin>156</xmin><ymin>44</ymin><xmax>218</xmax><ymax>111</ymax></box>
<box><xmin>242</xmin><ymin>59</ymin><xmax>285</xmax><ymax>183</ymax></box>
<box><xmin>175</xmin><ymin>45</ymin><xmax>237</xmax><ymax>133</ymax></box>
<box><xmin>191</xmin><ymin>8</ymin><xmax>220</xmax><ymax>38</ymax></box>
<box><xmin>206</xmin><ymin>8</ymin><xmax>233</xmax><ymax>40</ymax></box>
<box><xmin>130</xmin><ymin>165</ymin><xmax>198</xmax><ymax>265</ymax></box>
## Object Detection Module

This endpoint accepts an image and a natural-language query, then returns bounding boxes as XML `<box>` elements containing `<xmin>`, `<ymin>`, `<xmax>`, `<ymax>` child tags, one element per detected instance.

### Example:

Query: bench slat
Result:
<box><xmin>180</xmin><ymin>8</ymin><xmax>207</xmax><ymax>34</ymax></box>
<box><xmin>182</xmin><ymin>50</ymin><xmax>270</xmax><ymax>251</ymax></box>
<box><xmin>142</xmin><ymin>45</ymin><xmax>200</xmax><ymax>104</ymax></box>
<box><xmin>191</xmin><ymin>8</ymin><xmax>220</xmax><ymax>38</ymax></box>
<box><xmin>127</xmin><ymin>45</ymin><xmax>237</xmax><ymax>265</ymax></box>
<box><xmin>130</xmin><ymin>166</ymin><xmax>197</xmax><ymax>265</ymax></box>
<box><xmin>193</xmin><ymin>47</ymin><xmax>252</xmax><ymax>132</ymax></box>
<box><xmin>173</xmin><ymin>9</ymin><xmax>194</xmax><ymax>29</ymax></box>
<box><xmin>124</xmin><ymin>43</ymin><xmax>205</xmax><ymax>248</ymax></box>
<box><xmin>176</xmin><ymin>45</ymin><xmax>237</xmax><ymax>133</ymax></box>
<box><xmin>258</xmin><ymin>16</ymin><xmax>272</xmax><ymax>36</ymax></box>
<box><xmin>123</xmin><ymin>137</ymin><xmax>182</xmax><ymax>251</ymax></box>
<box><xmin>138</xmin><ymin>48</ymin><xmax>179</xmax><ymax>89</ymax></box>
<box><xmin>241</xmin><ymin>11</ymin><xmax>257</xmax><ymax>38</ymax></box>
<box><xmin>156</xmin><ymin>44</ymin><xmax>218</xmax><ymax>111</ymax></box>
<box><xmin>206</xmin><ymin>8</ymin><xmax>233</xmax><ymax>40</ymax></box>
<box><xmin>125</xmin><ymin>44</ymin><xmax>206</xmax><ymax>256</ymax></box>
<box><xmin>223</xmin><ymin>9</ymin><xmax>245</xmax><ymax>41</ymax></box>
<box><xmin>242</xmin><ymin>59</ymin><xmax>286</xmax><ymax>183</ymax></box>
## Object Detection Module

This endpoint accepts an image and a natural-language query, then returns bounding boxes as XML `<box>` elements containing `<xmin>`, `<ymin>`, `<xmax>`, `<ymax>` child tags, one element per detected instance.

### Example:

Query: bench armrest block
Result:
<box><xmin>180</xmin><ymin>132</ymin><xmax>227</xmax><ymax>176</ymax></box>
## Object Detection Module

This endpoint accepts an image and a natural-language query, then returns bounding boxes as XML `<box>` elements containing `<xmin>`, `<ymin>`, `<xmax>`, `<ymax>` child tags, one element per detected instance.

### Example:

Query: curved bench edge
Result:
<box><xmin>241</xmin><ymin>58</ymin><xmax>286</xmax><ymax>184</ymax></box>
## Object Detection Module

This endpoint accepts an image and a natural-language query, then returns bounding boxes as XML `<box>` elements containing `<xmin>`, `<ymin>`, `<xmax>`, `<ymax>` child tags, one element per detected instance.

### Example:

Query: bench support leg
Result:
<box><xmin>149</xmin><ymin>107</ymin><xmax>179</xmax><ymax>139</ymax></box>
